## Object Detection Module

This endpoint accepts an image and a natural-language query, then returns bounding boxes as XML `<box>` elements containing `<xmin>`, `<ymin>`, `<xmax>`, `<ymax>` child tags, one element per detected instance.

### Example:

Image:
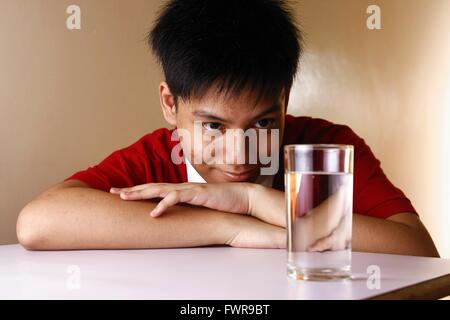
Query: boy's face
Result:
<box><xmin>160</xmin><ymin>83</ymin><xmax>286</xmax><ymax>183</ymax></box>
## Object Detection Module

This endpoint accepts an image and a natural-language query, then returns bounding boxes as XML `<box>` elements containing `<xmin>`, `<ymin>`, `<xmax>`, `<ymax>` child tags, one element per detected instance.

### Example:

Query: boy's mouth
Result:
<box><xmin>219</xmin><ymin>168</ymin><xmax>258</xmax><ymax>182</ymax></box>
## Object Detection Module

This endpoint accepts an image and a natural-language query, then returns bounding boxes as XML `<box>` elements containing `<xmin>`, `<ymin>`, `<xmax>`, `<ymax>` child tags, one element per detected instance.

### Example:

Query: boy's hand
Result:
<box><xmin>110</xmin><ymin>182</ymin><xmax>349</xmax><ymax>251</ymax></box>
<box><xmin>307</xmin><ymin>216</ymin><xmax>351</xmax><ymax>252</ymax></box>
<box><xmin>225</xmin><ymin>215</ymin><xmax>286</xmax><ymax>249</ymax></box>
<box><xmin>111</xmin><ymin>182</ymin><xmax>250</xmax><ymax>215</ymax></box>
<box><xmin>110</xmin><ymin>182</ymin><xmax>284</xmax><ymax>227</ymax></box>
<box><xmin>110</xmin><ymin>182</ymin><xmax>286</xmax><ymax>249</ymax></box>
<box><xmin>292</xmin><ymin>183</ymin><xmax>352</xmax><ymax>252</ymax></box>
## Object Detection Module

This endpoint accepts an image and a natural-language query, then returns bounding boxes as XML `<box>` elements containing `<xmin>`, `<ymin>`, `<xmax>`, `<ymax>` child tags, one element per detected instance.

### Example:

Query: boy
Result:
<box><xmin>17</xmin><ymin>0</ymin><xmax>438</xmax><ymax>256</ymax></box>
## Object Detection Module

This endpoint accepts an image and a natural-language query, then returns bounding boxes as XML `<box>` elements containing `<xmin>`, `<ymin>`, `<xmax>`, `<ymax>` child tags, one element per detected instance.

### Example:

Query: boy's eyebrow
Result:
<box><xmin>192</xmin><ymin>104</ymin><xmax>281</xmax><ymax>123</ymax></box>
<box><xmin>192</xmin><ymin>111</ymin><xmax>229</xmax><ymax>123</ymax></box>
<box><xmin>252</xmin><ymin>103</ymin><xmax>281</xmax><ymax>120</ymax></box>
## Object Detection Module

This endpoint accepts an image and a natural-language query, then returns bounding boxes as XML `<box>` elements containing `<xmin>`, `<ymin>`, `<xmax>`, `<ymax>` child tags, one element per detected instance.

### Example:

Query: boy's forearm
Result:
<box><xmin>17</xmin><ymin>186</ymin><xmax>235</xmax><ymax>250</ymax></box>
<box><xmin>249</xmin><ymin>186</ymin><xmax>439</xmax><ymax>257</ymax></box>
<box><xmin>352</xmin><ymin>213</ymin><xmax>440</xmax><ymax>257</ymax></box>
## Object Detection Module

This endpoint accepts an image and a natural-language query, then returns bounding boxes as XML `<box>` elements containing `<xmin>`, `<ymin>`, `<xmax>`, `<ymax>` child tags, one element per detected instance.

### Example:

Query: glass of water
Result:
<box><xmin>284</xmin><ymin>144</ymin><xmax>354</xmax><ymax>281</ymax></box>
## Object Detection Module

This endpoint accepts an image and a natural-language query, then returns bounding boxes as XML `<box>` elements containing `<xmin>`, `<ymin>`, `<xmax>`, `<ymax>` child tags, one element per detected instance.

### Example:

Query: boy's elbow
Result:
<box><xmin>407</xmin><ymin>232</ymin><xmax>441</xmax><ymax>258</ymax></box>
<box><xmin>418</xmin><ymin>242</ymin><xmax>440</xmax><ymax>258</ymax></box>
<box><xmin>16</xmin><ymin>202</ymin><xmax>50</xmax><ymax>251</ymax></box>
<box><xmin>413</xmin><ymin>228</ymin><xmax>440</xmax><ymax>258</ymax></box>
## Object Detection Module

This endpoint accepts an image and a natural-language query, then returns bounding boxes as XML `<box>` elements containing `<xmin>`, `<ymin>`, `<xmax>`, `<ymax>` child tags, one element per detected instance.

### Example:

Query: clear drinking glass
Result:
<box><xmin>284</xmin><ymin>144</ymin><xmax>354</xmax><ymax>281</ymax></box>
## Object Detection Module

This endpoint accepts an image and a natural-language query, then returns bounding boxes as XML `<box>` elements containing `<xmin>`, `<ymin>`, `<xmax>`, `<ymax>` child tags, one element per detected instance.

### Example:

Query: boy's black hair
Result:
<box><xmin>148</xmin><ymin>0</ymin><xmax>303</xmax><ymax>105</ymax></box>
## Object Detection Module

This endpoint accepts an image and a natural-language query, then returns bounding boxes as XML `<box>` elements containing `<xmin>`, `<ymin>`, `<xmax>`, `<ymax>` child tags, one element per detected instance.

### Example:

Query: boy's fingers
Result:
<box><xmin>120</xmin><ymin>186</ymin><xmax>166</xmax><ymax>200</ymax></box>
<box><xmin>122</xmin><ymin>183</ymin><xmax>206</xmax><ymax>200</ymax></box>
<box><xmin>121</xmin><ymin>183</ymin><xmax>163</xmax><ymax>192</ymax></box>
<box><xmin>150</xmin><ymin>189</ymin><xmax>199</xmax><ymax>217</ymax></box>
<box><xmin>308</xmin><ymin>217</ymin><xmax>349</xmax><ymax>252</ymax></box>
<box><xmin>308</xmin><ymin>236</ymin><xmax>331</xmax><ymax>252</ymax></box>
<box><xmin>111</xmin><ymin>184</ymin><xmax>152</xmax><ymax>194</ymax></box>
<box><xmin>112</xmin><ymin>183</ymin><xmax>196</xmax><ymax>195</ymax></box>
<box><xmin>150</xmin><ymin>191</ymin><xmax>182</xmax><ymax>216</ymax></box>
<box><xmin>150</xmin><ymin>207</ymin><xmax>162</xmax><ymax>217</ymax></box>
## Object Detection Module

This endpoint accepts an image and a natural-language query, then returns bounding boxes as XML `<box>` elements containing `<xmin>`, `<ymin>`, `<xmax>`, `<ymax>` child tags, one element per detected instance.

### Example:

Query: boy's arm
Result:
<box><xmin>353</xmin><ymin>212</ymin><xmax>440</xmax><ymax>257</ymax></box>
<box><xmin>250</xmin><ymin>185</ymin><xmax>439</xmax><ymax>257</ymax></box>
<box><xmin>115</xmin><ymin>182</ymin><xmax>440</xmax><ymax>257</ymax></box>
<box><xmin>252</xmin><ymin>185</ymin><xmax>439</xmax><ymax>257</ymax></box>
<box><xmin>16</xmin><ymin>180</ymin><xmax>285</xmax><ymax>251</ymax></box>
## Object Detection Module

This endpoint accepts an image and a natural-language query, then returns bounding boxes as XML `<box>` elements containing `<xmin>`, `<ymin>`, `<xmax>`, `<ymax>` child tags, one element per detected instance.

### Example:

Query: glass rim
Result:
<box><xmin>284</xmin><ymin>144</ymin><xmax>354</xmax><ymax>151</ymax></box>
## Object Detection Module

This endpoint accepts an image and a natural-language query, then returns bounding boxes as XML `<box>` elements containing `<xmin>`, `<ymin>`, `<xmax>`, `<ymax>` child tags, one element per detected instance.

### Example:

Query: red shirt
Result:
<box><xmin>65</xmin><ymin>115</ymin><xmax>417</xmax><ymax>219</ymax></box>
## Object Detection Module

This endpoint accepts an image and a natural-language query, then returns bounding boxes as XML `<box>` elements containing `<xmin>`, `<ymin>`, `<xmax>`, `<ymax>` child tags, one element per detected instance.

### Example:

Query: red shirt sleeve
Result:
<box><xmin>351</xmin><ymin>133</ymin><xmax>418</xmax><ymax>219</ymax></box>
<box><xmin>65</xmin><ymin>149</ymin><xmax>150</xmax><ymax>192</ymax></box>
<box><xmin>64</xmin><ymin>128</ymin><xmax>187</xmax><ymax>192</ymax></box>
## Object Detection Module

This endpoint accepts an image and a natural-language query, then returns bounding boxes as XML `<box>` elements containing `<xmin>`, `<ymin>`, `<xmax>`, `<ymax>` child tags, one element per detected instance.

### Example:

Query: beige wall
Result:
<box><xmin>1</xmin><ymin>0</ymin><xmax>449</xmax><ymax>257</ymax></box>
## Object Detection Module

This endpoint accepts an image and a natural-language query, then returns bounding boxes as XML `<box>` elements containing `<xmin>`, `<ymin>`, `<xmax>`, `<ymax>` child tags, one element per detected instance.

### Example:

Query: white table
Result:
<box><xmin>0</xmin><ymin>244</ymin><xmax>449</xmax><ymax>300</ymax></box>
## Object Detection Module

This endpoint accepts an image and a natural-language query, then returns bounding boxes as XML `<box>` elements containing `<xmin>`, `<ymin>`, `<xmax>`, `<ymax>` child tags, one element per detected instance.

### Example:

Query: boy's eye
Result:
<box><xmin>203</xmin><ymin>122</ymin><xmax>223</xmax><ymax>132</ymax></box>
<box><xmin>254</xmin><ymin>119</ymin><xmax>273</xmax><ymax>129</ymax></box>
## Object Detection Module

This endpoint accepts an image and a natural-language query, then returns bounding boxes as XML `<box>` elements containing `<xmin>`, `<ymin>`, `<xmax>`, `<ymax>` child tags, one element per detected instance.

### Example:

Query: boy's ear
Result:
<box><xmin>159</xmin><ymin>82</ymin><xmax>177</xmax><ymax>126</ymax></box>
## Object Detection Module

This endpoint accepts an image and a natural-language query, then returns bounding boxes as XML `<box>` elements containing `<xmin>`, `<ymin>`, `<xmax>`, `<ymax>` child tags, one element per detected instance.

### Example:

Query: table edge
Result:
<box><xmin>368</xmin><ymin>273</ymin><xmax>450</xmax><ymax>300</ymax></box>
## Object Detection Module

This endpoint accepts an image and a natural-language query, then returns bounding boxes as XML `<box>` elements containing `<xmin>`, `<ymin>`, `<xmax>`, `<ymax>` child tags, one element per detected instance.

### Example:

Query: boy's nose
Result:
<box><xmin>222</xmin><ymin>131</ymin><xmax>257</xmax><ymax>165</ymax></box>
